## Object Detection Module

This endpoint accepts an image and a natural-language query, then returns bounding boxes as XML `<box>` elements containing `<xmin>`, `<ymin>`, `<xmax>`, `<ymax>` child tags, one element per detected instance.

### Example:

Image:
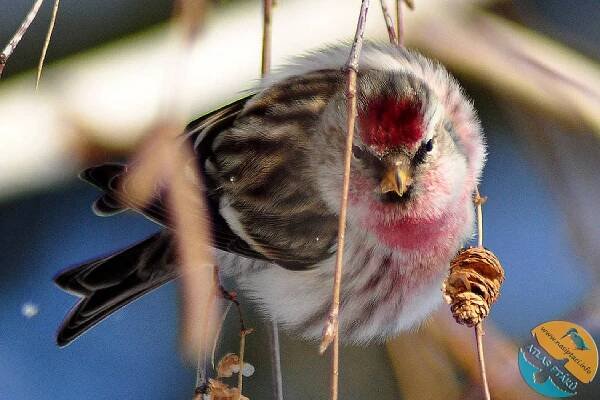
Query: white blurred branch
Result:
<box><xmin>1</xmin><ymin>0</ymin><xmax>599</xmax><ymax>200</ymax></box>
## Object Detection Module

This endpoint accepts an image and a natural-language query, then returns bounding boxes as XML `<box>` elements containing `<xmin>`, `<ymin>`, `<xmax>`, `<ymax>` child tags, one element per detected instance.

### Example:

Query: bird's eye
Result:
<box><xmin>352</xmin><ymin>145</ymin><xmax>365</xmax><ymax>160</ymax></box>
<box><xmin>425</xmin><ymin>139</ymin><xmax>434</xmax><ymax>152</ymax></box>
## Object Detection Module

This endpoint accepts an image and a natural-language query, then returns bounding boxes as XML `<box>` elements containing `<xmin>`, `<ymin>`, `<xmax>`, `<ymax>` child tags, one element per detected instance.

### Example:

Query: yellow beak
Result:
<box><xmin>380</xmin><ymin>159</ymin><xmax>412</xmax><ymax>197</ymax></box>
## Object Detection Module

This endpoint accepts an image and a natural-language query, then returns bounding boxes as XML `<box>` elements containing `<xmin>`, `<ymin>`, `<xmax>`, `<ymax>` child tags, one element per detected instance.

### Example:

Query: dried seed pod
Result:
<box><xmin>443</xmin><ymin>247</ymin><xmax>505</xmax><ymax>327</ymax></box>
<box><xmin>208</xmin><ymin>379</ymin><xmax>249</xmax><ymax>400</ymax></box>
<box><xmin>216</xmin><ymin>353</ymin><xmax>255</xmax><ymax>378</ymax></box>
<box><xmin>217</xmin><ymin>353</ymin><xmax>240</xmax><ymax>378</ymax></box>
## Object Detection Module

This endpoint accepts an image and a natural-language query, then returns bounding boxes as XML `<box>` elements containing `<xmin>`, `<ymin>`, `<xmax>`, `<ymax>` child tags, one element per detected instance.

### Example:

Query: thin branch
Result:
<box><xmin>118</xmin><ymin>0</ymin><xmax>213</xmax><ymax>370</ymax></box>
<box><xmin>268</xmin><ymin>324</ymin><xmax>284</xmax><ymax>400</ymax></box>
<box><xmin>194</xmin><ymin>265</ymin><xmax>219</xmax><ymax>393</ymax></box>
<box><xmin>475</xmin><ymin>324</ymin><xmax>491</xmax><ymax>400</ymax></box>
<box><xmin>320</xmin><ymin>2</ymin><xmax>370</xmax><ymax>400</ymax></box>
<box><xmin>36</xmin><ymin>0</ymin><xmax>60</xmax><ymax>90</ymax></box>
<box><xmin>211</xmin><ymin>302</ymin><xmax>233</xmax><ymax>369</ymax></box>
<box><xmin>395</xmin><ymin>0</ymin><xmax>403</xmax><ymax>45</ymax></box>
<box><xmin>395</xmin><ymin>0</ymin><xmax>413</xmax><ymax>46</ymax></box>
<box><xmin>474</xmin><ymin>187</ymin><xmax>486</xmax><ymax>248</ymax></box>
<box><xmin>122</xmin><ymin>0</ymin><xmax>207</xmax><ymax>207</ymax></box>
<box><xmin>237</xmin><ymin>328</ymin><xmax>253</xmax><ymax>398</ymax></box>
<box><xmin>261</xmin><ymin>2</ymin><xmax>284</xmax><ymax>398</ymax></box>
<box><xmin>174</xmin><ymin>0</ymin><xmax>205</xmax><ymax>40</ymax></box>
<box><xmin>0</xmin><ymin>0</ymin><xmax>45</xmax><ymax>79</ymax></box>
<box><xmin>220</xmin><ymin>285</ymin><xmax>246</xmax><ymax>332</ymax></box>
<box><xmin>163</xmin><ymin>1</ymin><xmax>211</xmax><ymax>361</ymax></box>
<box><xmin>320</xmin><ymin>0</ymin><xmax>370</xmax><ymax>354</ymax></box>
<box><xmin>261</xmin><ymin>0</ymin><xmax>273</xmax><ymax>75</ymax></box>
<box><xmin>473</xmin><ymin>186</ymin><xmax>491</xmax><ymax>400</ymax></box>
<box><xmin>216</xmin><ymin>284</ymin><xmax>254</xmax><ymax>398</ymax></box>
<box><xmin>380</xmin><ymin>0</ymin><xmax>398</xmax><ymax>45</ymax></box>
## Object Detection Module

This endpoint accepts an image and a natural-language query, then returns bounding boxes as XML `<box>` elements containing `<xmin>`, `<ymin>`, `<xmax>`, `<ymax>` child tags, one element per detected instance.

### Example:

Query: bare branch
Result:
<box><xmin>475</xmin><ymin>324</ymin><xmax>491</xmax><ymax>400</ymax></box>
<box><xmin>193</xmin><ymin>265</ymin><xmax>220</xmax><ymax>394</ymax></box>
<box><xmin>473</xmin><ymin>186</ymin><xmax>491</xmax><ymax>400</ymax></box>
<box><xmin>395</xmin><ymin>0</ymin><xmax>414</xmax><ymax>46</ymax></box>
<box><xmin>320</xmin><ymin>2</ymin><xmax>370</xmax><ymax>400</ymax></box>
<box><xmin>380</xmin><ymin>0</ymin><xmax>398</xmax><ymax>45</ymax></box>
<box><xmin>36</xmin><ymin>0</ymin><xmax>60</xmax><ymax>90</ymax></box>
<box><xmin>237</xmin><ymin>328</ymin><xmax>254</xmax><ymax>398</ymax></box>
<box><xmin>474</xmin><ymin>187</ymin><xmax>487</xmax><ymax>248</ymax></box>
<box><xmin>395</xmin><ymin>0</ymin><xmax>403</xmax><ymax>45</ymax></box>
<box><xmin>260</xmin><ymin>2</ymin><xmax>284</xmax><ymax>398</ymax></box>
<box><xmin>211</xmin><ymin>302</ymin><xmax>233</xmax><ymax>369</ymax></box>
<box><xmin>268</xmin><ymin>324</ymin><xmax>284</xmax><ymax>400</ymax></box>
<box><xmin>261</xmin><ymin>0</ymin><xmax>273</xmax><ymax>75</ymax></box>
<box><xmin>169</xmin><ymin>142</ymin><xmax>219</xmax><ymax>359</ymax></box>
<box><xmin>0</xmin><ymin>0</ymin><xmax>45</xmax><ymax>79</ymax></box>
<box><xmin>118</xmin><ymin>0</ymin><xmax>212</xmax><ymax>365</ymax></box>
<box><xmin>174</xmin><ymin>0</ymin><xmax>205</xmax><ymax>41</ymax></box>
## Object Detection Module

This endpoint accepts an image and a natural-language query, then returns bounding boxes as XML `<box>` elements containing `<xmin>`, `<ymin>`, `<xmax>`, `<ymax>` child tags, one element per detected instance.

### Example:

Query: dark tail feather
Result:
<box><xmin>79</xmin><ymin>163</ymin><xmax>128</xmax><ymax>216</ymax></box>
<box><xmin>54</xmin><ymin>231</ymin><xmax>178</xmax><ymax>346</ymax></box>
<box><xmin>79</xmin><ymin>162</ymin><xmax>124</xmax><ymax>191</ymax></box>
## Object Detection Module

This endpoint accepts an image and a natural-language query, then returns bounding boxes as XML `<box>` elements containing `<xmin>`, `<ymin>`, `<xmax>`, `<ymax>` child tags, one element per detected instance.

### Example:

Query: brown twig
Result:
<box><xmin>475</xmin><ymin>323</ymin><xmax>491</xmax><ymax>400</ymax></box>
<box><xmin>36</xmin><ymin>0</ymin><xmax>60</xmax><ymax>90</ymax></box>
<box><xmin>395</xmin><ymin>0</ymin><xmax>413</xmax><ymax>46</ymax></box>
<box><xmin>473</xmin><ymin>186</ymin><xmax>491</xmax><ymax>400</ymax></box>
<box><xmin>380</xmin><ymin>0</ymin><xmax>398</xmax><ymax>45</ymax></box>
<box><xmin>168</xmin><ymin>0</ymin><xmax>214</xmax><ymax>362</ymax></box>
<box><xmin>219</xmin><ymin>285</ymin><xmax>246</xmax><ymax>332</ymax></box>
<box><xmin>0</xmin><ymin>0</ymin><xmax>45</xmax><ymax>79</ymax></box>
<box><xmin>122</xmin><ymin>0</ymin><xmax>206</xmax><ymax>206</ymax></box>
<box><xmin>237</xmin><ymin>328</ymin><xmax>254</xmax><ymax>399</ymax></box>
<box><xmin>261</xmin><ymin>0</ymin><xmax>273</xmax><ymax>76</ymax></box>
<box><xmin>118</xmin><ymin>0</ymin><xmax>213</xmax><ymax>370</ymax></box>
<box><xmin>474</xmin><ymin>187</ymin><xmax>487</xmax><ymax>248</ymax></box>
<box><xmin>195</xmin><ymin>265</ymin><xmax>219</xmax><ymax>394</ymax></box>
<box><xmin>319</xmin><ymin>2</ymin><xmax>370</xmax><ymax>400</ymax></box>
<box><xmin>174</xmin><ymin>0</ymin><xmax>205</xmax><ymax>40</ymax></box>
<box><xmin>211</xmin><ymin>301</ymin><xmax>233</xmax><ymax>369</ymax></box>
<box><xmin>216</xmin><ymin>282</ymin><xmax>253</xmax><ymax>399</ymax></box>
<box><xmin>267</xmin><ymin>323</ymin><xmax>284</xmax><ymax>400</ymax></box>
<box><xmin>395</xmin><ymin>0</ymin><xmax>404</xmax><ymax>46</ymax></box>
<box><xmin>260</xmin><ymin>1</ymin><xmax>284</xmax><ymax>399</ymax></box>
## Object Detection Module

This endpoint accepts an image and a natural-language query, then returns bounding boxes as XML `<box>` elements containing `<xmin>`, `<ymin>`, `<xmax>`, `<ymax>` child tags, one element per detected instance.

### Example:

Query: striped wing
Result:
<box><xmin>86</xmin><ymin>71</ymin><xmax>344</xmax><ymax>269</ymax></box>
<box><xmin>201</xmin><ymin>70</ymin><xmax>343</xmax><ymax>268</ymax></box>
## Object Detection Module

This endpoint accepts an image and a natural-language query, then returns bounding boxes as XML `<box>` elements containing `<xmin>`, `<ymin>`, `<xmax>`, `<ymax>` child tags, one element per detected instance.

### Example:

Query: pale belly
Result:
<box><xmin>219</xmin><ymin>202</ymin><xmax>473</xmax><ymax>343</ymax></box>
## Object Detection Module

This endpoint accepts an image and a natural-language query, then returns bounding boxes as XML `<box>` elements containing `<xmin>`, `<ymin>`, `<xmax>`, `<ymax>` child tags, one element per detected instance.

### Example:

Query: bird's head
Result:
<box><xmin>316</xmin><ymin>69</ymin><xmax>475</xmax><ymax>232</ymax></box>
<box><xmin>353</xmin><ymin>85</ymin><xmax>439</xmax><ymax>206</ymax></box>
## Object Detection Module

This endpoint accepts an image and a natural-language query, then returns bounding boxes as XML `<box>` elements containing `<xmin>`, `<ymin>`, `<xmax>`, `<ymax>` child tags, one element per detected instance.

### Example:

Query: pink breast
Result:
<box><xmin>368</xmin><ymin>204</ymin><xmax>467</xmax><ymax>252</ymax></box>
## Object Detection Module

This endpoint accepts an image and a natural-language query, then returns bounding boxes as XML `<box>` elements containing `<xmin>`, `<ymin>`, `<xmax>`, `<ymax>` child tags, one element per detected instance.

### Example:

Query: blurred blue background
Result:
<box><xmin>0</xmin><ymin>1</ymin><xmax>598</xmax><ymax>399</ymax></box>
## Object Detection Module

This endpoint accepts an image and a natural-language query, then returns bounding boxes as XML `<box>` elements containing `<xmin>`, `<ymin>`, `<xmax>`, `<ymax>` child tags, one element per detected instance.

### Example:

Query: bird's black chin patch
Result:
<box><xmin>380</xmin><ymin>187</ymin><xmax>412</xmax><ymax>204</ymax></box>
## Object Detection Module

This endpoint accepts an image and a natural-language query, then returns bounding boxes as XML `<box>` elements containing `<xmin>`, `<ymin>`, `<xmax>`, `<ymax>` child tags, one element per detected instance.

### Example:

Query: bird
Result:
<box><xmin>561</xmin><ymin>328</ymin><xmax>590</xmax><ymax>351</ymax></box>
<box><xmin>54</xmin><ymin>42</ymin><xmax>486</xmax><ymax>347</ymax></box>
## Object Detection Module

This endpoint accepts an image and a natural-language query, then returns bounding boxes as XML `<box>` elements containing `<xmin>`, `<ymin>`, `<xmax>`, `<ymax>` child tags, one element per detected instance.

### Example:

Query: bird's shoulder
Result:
<box><xmin>189</xmin><ymin>72</ymin><xmax>345</xmax><ymax>270</ymax></box>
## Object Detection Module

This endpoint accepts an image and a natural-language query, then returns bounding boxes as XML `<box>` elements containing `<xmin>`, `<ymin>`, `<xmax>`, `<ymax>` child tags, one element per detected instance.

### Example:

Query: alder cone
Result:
<box><xmin>442</xmin><ymin>247</ymin><xmax>505</xmax><ymax>327</ymax></box>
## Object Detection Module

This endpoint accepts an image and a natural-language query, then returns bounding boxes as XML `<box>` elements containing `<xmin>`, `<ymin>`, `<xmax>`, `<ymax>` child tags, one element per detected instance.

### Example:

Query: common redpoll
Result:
<box><xmin>55</xmin><ymin>42</ymin><xmax>485</xmax><ymax>346</ymax></box>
